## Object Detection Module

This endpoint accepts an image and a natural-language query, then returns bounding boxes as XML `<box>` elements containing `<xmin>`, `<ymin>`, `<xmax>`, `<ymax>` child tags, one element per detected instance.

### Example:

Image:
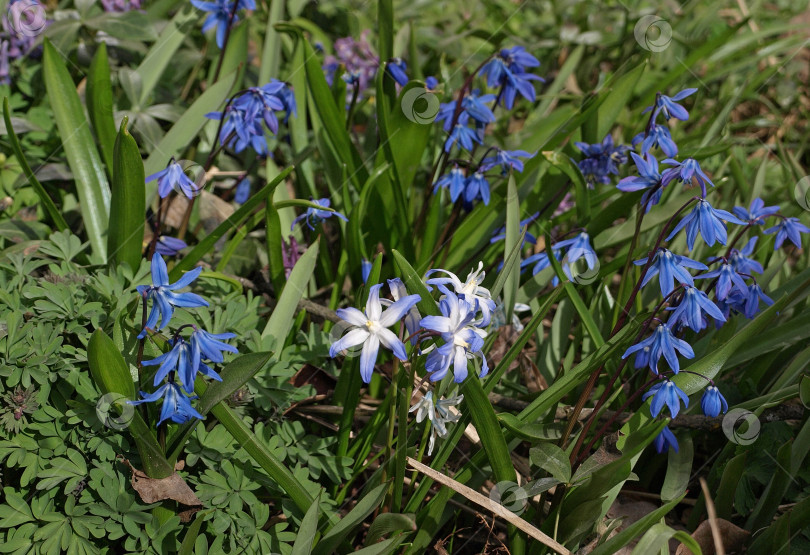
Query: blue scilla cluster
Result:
<box><xmin>130</xmin><ymin>255</ymin><xmax>237</xmax><ymax>426</ymax></box>
<box><xmin>613</xmin><ymin>88</ymin><xmax>809</xmax><ymax>453</ymax></box>
<box><xmin>430</xmin><ymin>46</ymin><xmax>540</xmax><ymax>208</ymax></box>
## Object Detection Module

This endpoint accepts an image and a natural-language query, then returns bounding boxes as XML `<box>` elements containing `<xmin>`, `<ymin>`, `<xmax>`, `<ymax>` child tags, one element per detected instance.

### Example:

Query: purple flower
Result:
<box><xmin>727</xmin><ymin>236</ymin><xmax>763</xmax><ymax>275</ymax></box>
<box><xmin>323</xmin><ymin>31</ymin><xmax>378</xmax><ymax>98</ymax></box>
<box><xmin>764</xmin><ymin>217</ymin><xmax>810</xmax><ymax>250</ymax></box>
<box><xmin>444</xmin><ymin>122</ymin><xmax>482</xmax><ymax>153</ymax></box>
<box><xmin>281</xmin><ymin>236</ymin><xmax>301</xmax><ymax>279</ymax></box>
<box><xmin>742</xmin><ymin>283</ymin><xmax>774</xmax><ymax>318</ymax></box>
<box><xmin>234</xmin><ymin>177</ymin><xmax>250</xmax><ymax>204</ymax></box>
<box><xmin>575</xmin><ymin>135</ymin><xmax>629</xmax><ymax>187</ymax></box>
<box><xmin>101</xmin><ymin>0</ymin><xmax>142</xmax><ymax>11</ymax></box>
<box><xmin>479</xmin><ymin>46</ymin><xmax>544</xmax><ymax>109</ymax></box>
<box><xmin>464</xmin><ymin>171</ymin><xmax>491</xmax><ymax>205</ymax></box>
<box><xmin>643</xmin><ymin>379</ymin><xmax>689</xmax><ymax>418</ymax></box>
<box><xmin>481</xmin><ymin>149</ymin><xmax>534</xmax><ymax>174</ymax></box>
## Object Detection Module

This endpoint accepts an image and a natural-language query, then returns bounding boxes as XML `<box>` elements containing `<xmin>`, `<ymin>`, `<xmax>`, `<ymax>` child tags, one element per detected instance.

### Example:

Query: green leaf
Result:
<box><xmin>800</xmin><ymin>374</ymin><xmax>810</xmax><ymax>408</ymax></box>
<box><xmin>107</xmin><ymin>117</ymin><xmax>145</xmax><ymax>271</ymax></box>
<box><xmin>209</xmin><ymin>401</ymin><xmax>315</xmax><ymax>515</ymax></box>
<box><xmin>543</xmin><ymin>151</ymin><xmax>590</xmax><ymax>225</ymax></box>
<box><xmin>2</xmin><ymin>98</ymin><xmax>68</xmax><ymax>232</ymax></box>
<box><xmin>134</xmin><ymin>4</ymin><xmax>198</xmax><ymax>105</ymax></box>
<box><xmin>178</xmin><ymin>510</ymin><xmax>211</xmax><ymax>555</ymax></box>
<box><xmin>165</xmin><ymin>352</ymin><xmax>274</xmax><ymax>463</ymax></box>
<box><xmin>276</xmin><ymin>24</ymin><xmax>368</xmax><ymax>188</ymax></box>
<box><xmin>529</xmin><ymin>444</ymin><xmax>571</xmax><ymax>484</ymax></box>
<box><xmin>261</xmin><ymin>241</ymin><xmax>319</xmax><ymax>342</ymax></box>
<box><xmin>631</xmin><ymin>523</ymin><xmax>702</xmax><ymax>555</ymax></box>
<box><xmin>84</xmin><ymin>11</ymin><xmax>158</xmax><ymax>42</ymax></box>
<box><xmin>502</xmin><ymin>174</ymin><xmax>520</xmax><ymax>322</ymax></box>
<box><xmin>169</xmin><ymin>166</ymin><xmax>294</xmax><ymax>280</ymax></box>
<box><xmin>313</xmin><ymin>484</ymin><xmax>388</xmax><ymax>555</ymax></box>
<box><xmin>87</xmin><ymin>330</ymin><xmax>173</xmax><ymax>479</ymax></box>
<box><xmin>593</xmin><ymin>61</ymin><xmax>646</xmax><ymax>141</ymax></box>
<box><xmin>590</xmin><ymin>493</ymin><xmax>687</xmax><ymax>555</ymax></box>
<box><xmin>660</xmin><ymin>434</ymin><xmax>693</xmax><ymax>502</ymax></box>
<box><xmin>748</xmin><ymin>494</ymin><xmax>810</xmax><ymax>553</ymax></box>
<box><xmin>392</xmin><ymin>249</ymin><xmax>440</xmax><ymax>317</ymax></box>
<box><xmin>143</xmin><ymin>72</ymin><xmax>237</xmax><ymax>199</ymax></box>
<box><xmin>258</xmin><ymin>0</ymin><xmax>285</xmax><ymax>84</ymax></box>
<box><xmin>43</xmin><ymin>39</ymin><xmax>110</xmax><ymax>263</ymax></box>
<box><xmin>365</xmin><ymin>513</ymin><xmax>416</xmax><ymax>546</ymax></box>
<box><xmin>291</xmin><ymin>493</ymin><xmax>321</xmax><ymax>555</ymax></box>
<box><xmin>746</xmin><ymin>440</ymin><xmax>793</xmax><ymax>532</ymax></box>
<box><xmin>86</xmin><ymin>42</ymin><xmax>116</xmax><ymax>176</ymax></box>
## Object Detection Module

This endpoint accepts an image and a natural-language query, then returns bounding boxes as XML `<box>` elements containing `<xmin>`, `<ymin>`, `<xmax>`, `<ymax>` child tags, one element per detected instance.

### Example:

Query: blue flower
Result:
<box><xmin>444</xmin><ymin>122</ymin><xmax>482</xmax><ymax>153</ymax></box>
<box><xmin>291</xmin><ymin>198</ymin><xmax>349</xmax><ymax>230</ymax></box>
<box><xmin>635</xmin><ymin>248</ymin><xmax>707</xmax><ymax>297</ymax></box>
<box><xmin>644</xmin><ymin>88</ymin><xmax>698</xmax><ymax>122</ymax></box>
<box><xmin>361</xmin><ymin>259</ymin><xmax>372</xmax><ymax>284</ymax></box>
<box><xmin>386</xmin><ymin>58</ymin><xmax>408</xmax><ymax>86</ymax></box>
<box><xmin>464</xmin><ymin>171</ymin><xmax>491</xmax><ymax>205</ymax></box>
<box><xmin>191</xmin><ymin>0</ymin><xmax>255</xmax><ymax>49</ymax></box>
<box><xmin>695</xmin><ymin>262</ymin><xmax>749</xmax><ymax>301</ymax></box>
<box><xmin>426</xmin><ymin>262</ymin><xmax>496</xmax><ymax>327</ymax></box>
<box><xmin>617</xmin><ymin>152</ymin><xmax>663</xmax><ymax>212</ymax></box>
<box><xmin>386</xmin><ymin>278</ymin><xmax>422</xmax><ymax>345</ymax></box>
<box><xmin>666</xmin><ymin>199</ymin><xmax>746</xmax><ymax>251</ymax></box>
<box><xmin>234</xmin><ymin>178</ymin><xmax>251</xmax><ymax>204</ymax></box>
<box><xmin>732</xmin><ymin>198</ymin><xmax>779</xmax><ymax>225</ymax></box>
<box><xmin>129</xmin><ymin>382</ymin><xmax>204</xmax><ymax>426</ymax></box>
<box><xmin>147</xmin><ymin>160</ymin><xmax>200</xmax><ymax>199</ymax></box>
<box><xmin>232</xmin><ymin>82</ymin><xmax>286</xmax><ymax>134</ymax></box>
<box><xmin>434</xmin><ymin>165</ymin><xmax>467</xmax><ymax>202</ymax></box>
<box><xmin>137</xmin><ymin>255</ymin><xmax>208</xmax><ymax>338</ymax></box>
<box><xmin>435</xmin><ymin>91</ymin><xmax>498</xmax><ymax>127</ymax></box>
<box><xmin>633</xmin><ymin>124</ymin><xmax>678</xmax><ymax>158</ymax></box>
<box><xmin>420</xmin><ymin>286</ymin><xmax>488</xmax><ymax>382</ymax></box>
<box><xmin>654</xmin><ymin>426</ymin><xmax>679</xmax><ymax>453</ymax></box>
<box><xmin>622</xmin><ymin>323</ymin><xmax>694</xmax><ymax>374</ymax></box>
<box><xmin>700</xmin><ymin>385</ymin><xmax>728</xmax><ymax>418</ymax></box>
<box><xmin>667</xmin><ymin>285</ymin><xmax>726</xmax><ymax>332</ymax></box>
<box><xmin>661</xmin><ymin>158</ymin><xmax>714</xmax><ymax>197</ymax></box>
<box><xmin>574</xmin><ymin>135</ymin><xmax>629</xmax><ymax>187</ymax></box>
<box><xmin>206</xmin><ymin>105</ymin><xmax>268</xmax><ymax>155</ymax></box>
<box><xmin>155</xmin><ymin>236</ymin><xmax>188</xmax><ymax>257</ymax></box>
<box><xmin>425</xmin><ymin>76</ymin><xmax>439</xmax><ymax>90</ymax></box>
<box><xmin>555</xmin><ymin>232</ymin><xmax>598</xmax><ymax>282</ymax></box>
<box><xmin>330</xmin><ymin>283</ymin><xmax>421</xmax><ymax>383</ymax></box>
<box><xmin>479</xmin><ymin>46</ymin><xmax>544</xmax><ymax>109</ymax></box>
<box><xmin>481</xmin><ymin>149</ymin><xmax>534</xmax><ymax>174</ymax></box>
<box><xmin>742</xmin><ymin>283</ymin><xmax>774</xmax><ymax>318</ymax></box>
<box><xmin>728</xmin><ymin>236</ymin><xmax>763</xmax><ymax>275</ymax></box>
<box><xmin>764</xmin><ymin>217</ymin><xmax>810</xmax><ymax>250</ymax></box>
<box><xmin>643</xmin><ymin>379</ymin><xmax>689</xmax><ymax>418</ymax></box>
<box><xmin>190</xmin><ymin>328</ymin><xmax>238</xmax><ymax>370</ymax></box>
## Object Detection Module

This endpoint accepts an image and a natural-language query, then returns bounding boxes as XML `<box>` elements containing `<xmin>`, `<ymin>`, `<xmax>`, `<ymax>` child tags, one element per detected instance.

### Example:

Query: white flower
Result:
<box><xmin>426</xmin><ymin>261</ymin><xmax>497</xmax><ymax>326</ymax></box>
<box><xmin>409</xmin><ymin>391</ymin><xmax>464</xmax><ymax>455</ymax></box>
